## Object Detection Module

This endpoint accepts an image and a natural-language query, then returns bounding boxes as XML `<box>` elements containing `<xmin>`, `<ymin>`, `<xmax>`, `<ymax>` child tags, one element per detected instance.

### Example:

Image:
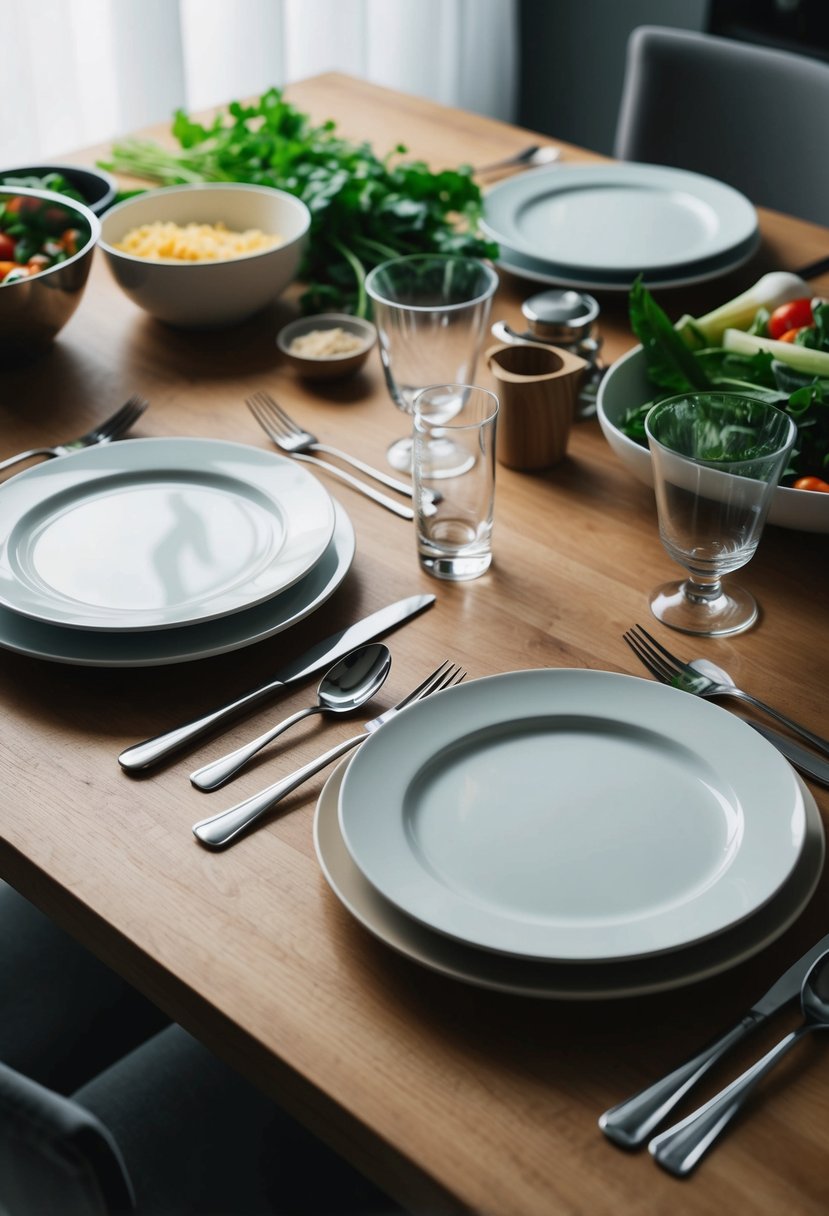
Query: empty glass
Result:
<box><xmin>645</xmin><ymin>392</ymin><xmax>796</xmax><ymax>636</ymax></box>
<box><xmin>413</xmin><ymin>384</ymin><xmax>498</xmax><ymax>581</ymax></box>
<box><xmin>365</xmin><ymin>254</ymin><xmax>499</xmax><ymax>473</ymax></box>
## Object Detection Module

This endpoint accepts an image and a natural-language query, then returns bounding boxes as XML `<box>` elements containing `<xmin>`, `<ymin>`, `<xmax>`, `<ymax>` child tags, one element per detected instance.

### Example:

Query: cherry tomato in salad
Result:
<box><xmin>0</xmin><ymin>233</ymin><xmax>15</xmax><ymax>260</ymax></box>
<box><xmin>768</xmin><ymin>297</ymin><xmax>814</xmax><ymax>339</ymax></box>
<box><xmin>793</xmin><ymin>476</ymin><xmax>829</xmax><ymax>493</ymax></box>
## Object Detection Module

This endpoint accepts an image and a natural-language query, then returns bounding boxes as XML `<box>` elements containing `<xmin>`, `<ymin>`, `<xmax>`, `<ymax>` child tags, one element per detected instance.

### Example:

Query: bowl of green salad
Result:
<box><xmin>597</xmin><ymin>273</ymin><xmax>829</xmax><ymax>532</ymax></box>
<box><xmin>0</xmin><ymin>165</ymin><xmax>117</xmax><ymax>215</ymax></box>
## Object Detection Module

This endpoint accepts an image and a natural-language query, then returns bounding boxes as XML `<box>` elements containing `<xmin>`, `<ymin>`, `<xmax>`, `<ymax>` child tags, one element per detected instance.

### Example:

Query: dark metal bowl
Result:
<box><xmin>0</xmin><ymin>163</ymin><xmax>117</xmax><ymax>215</ymax></box>
<box><xmin>0</xmin><ymin>186</ymin><xmax>100</xmax><ymax>360</ymax></box>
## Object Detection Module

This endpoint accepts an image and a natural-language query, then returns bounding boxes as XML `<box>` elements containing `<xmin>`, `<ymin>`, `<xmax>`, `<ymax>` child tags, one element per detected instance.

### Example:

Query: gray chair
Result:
<box><xmin>0</xmin><ymin>883</ymin><xmax>401</xmax><ymax>1215</ymax></box>
<box><xmin>614</xmin><ymin>25</ymin><xmax>829</xmax><ymax>226</ymax></box>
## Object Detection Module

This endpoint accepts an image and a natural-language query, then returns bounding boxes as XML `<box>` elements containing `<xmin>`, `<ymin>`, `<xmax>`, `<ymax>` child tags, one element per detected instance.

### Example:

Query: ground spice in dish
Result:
<box><xmin>288</xmin><ymin>328</ymin><xmax>365</xmax><ymax>357</ymax></box>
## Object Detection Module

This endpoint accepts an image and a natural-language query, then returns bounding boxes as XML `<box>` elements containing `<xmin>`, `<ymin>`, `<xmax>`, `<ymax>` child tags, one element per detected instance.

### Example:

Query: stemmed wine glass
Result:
<box><xmin>645</xmin><ymin>392</ymin><xmax>796</xmax><ymax>636</ymax></box>
<box><xmin>365</xmin><ymin>254</ymin><xmax>499</xmax><ymax>475</ymax></box>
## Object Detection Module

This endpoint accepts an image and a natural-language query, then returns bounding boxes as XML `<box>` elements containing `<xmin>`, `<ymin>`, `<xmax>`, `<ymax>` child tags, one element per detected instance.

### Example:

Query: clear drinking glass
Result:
<box><xmin>645</xmin><ymin>392</ymin><xmax>796</xmax><ymax>636</ymax></box>
<box><xmin>365</xmin><ymin>254</ymin><xmax>499</xmax><ymax>474</ymax></box>
<box><xmin>413</xmin><ymin>384</ymin><xmax>499</xmax><ymax>581</ymax></box>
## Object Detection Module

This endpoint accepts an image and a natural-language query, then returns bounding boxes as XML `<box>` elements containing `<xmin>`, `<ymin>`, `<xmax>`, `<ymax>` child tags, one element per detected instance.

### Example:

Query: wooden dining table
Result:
<box><xmin>2</xmin><ymin>72</ymin><xmax>829</xmax><ymax>1215</ymax></box>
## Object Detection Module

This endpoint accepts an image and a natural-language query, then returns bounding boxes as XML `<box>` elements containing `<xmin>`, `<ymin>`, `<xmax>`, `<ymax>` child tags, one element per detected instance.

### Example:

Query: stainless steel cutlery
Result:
<box><xmin>247</xmin><ymin>391</ymin><xmax>415</xmax><ymax>520</ymax></box>
<box><xmin>117</xmin><ymin>595</ymin><xmax>435</xmax><ymax>772</ymax></box>
<box><xmin>622</xmin><ymin>627</ymin><xmax>826</xmax><ymax>768</ymax></box>
<box><xmin>0</xmin><ymin>395</ymin><xmax>148</xmax><ymax>474</ymax></box>
<box><xmin>649</xmin><ymin>948</ymin><xmax>829</xmax><ymax>1176</ymax></box>
<box><xmin>600</xmin><ymin>931</ymin><xmax>829</xmax><ymax>1152</ymax></box>
<box><xmin>189</xmin><ymin>642</ymin><xmax>392</xmax><ymax>791</ymax></box>
<box><xmin>192</xmin><ymin>659</ymin><xmax>466</xmax><ymax>848</ymax></box>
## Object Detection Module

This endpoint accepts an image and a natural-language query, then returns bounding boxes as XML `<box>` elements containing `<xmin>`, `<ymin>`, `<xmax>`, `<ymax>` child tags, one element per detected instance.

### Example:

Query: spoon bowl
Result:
<box><xmin>190</xmin><ymin>643</ymin><xmax>392</xmax><ymax>791</ymax></box>
<box><xmin>475</xmin><ymin>144</ymin><xmax>560</xmax><ymax>176</ymax></box>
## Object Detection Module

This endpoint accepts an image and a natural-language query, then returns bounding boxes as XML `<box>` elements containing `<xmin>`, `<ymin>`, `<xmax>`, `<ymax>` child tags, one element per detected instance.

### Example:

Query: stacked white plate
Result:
<box><xmin>0</xmin><ymin>437</ymin><xmax>355</xmax><ymax>666</ymax></box>
<box><xmin>314</xmin><ymin>669</ymin><xmax>824</xmax><ymax>999</ymax></box>
<box><xmin>481</xmin><ymin>162</ymin><xmax>760</xmax><ymax>292</ymax></box>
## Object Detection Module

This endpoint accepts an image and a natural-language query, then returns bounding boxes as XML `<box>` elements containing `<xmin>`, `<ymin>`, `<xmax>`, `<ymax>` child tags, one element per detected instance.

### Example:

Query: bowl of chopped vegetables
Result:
<box><xmin>0</xmin><ymin>185</ymin><xmax>100</xmax><ymax>359</ymax></box>
<box><xmin>597</xmin><ymin>273</ymin><xmax>829</xmax><ymax>533</ymax></box>
<box><xmin>277</xmin><ymin>313</ymin><xmax>376</xmax><ymax>379</ymax></box>
<box><xmin>0</xmin><ymin>165</ymin><xmax>117</xmax><ymax>215</ymax></box>
<box><xmin>99</xmin><ymin>182</ymin><xmax>311</xmax><ymax>329</ymax></box>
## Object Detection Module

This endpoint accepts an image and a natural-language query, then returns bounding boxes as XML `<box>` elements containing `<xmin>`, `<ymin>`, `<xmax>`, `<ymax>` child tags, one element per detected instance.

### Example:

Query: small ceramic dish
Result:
<box><xmin>277</xmin><ymin>313</ymin><xmax>376</xmax><ymax>379</ymax></box>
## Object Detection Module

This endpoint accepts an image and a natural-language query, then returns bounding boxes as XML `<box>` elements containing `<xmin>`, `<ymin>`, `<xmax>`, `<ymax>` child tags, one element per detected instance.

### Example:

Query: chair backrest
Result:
<box><xmin>614</xmin><ymin>25</ymin><xmax>829</xmax><ymax>226</ymax></box>
<box><xmin>0</xmin><ymin>1061</ymin><xmax>134</xmax><ymax>1216</ymax></box>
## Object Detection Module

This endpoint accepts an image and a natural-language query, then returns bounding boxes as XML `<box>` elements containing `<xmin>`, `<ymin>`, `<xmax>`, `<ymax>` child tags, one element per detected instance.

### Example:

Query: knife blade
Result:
<box><xmin>749</xmin><ymin>721</ymin><xmax>829</xmax><ymax>788</ymax></box>
<box><xmin>599</xmin><ymin>930</ymin><xmax>829</xmax><ymax>1149</ymax></box>
<box><xmin>117</xmin><ymin>594</ymin><xmax>435</xmax><ymax>773</ymax></box>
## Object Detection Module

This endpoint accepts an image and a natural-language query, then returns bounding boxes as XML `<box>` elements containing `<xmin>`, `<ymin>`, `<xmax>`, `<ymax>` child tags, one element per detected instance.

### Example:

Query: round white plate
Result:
<box><xmin>0</xmin><ymin>438</ymin><xmax>335</xmax><ymax>631</ymax></box>
<box><xmin>338</xmin><ymin>670</ymin><xmax>807</xmax><ymax>963</ymax></box>
<box><xmin>317</xmin><ymin>757</ymin><xmax>823</xmax><ymax>1000</ymax></box>
<box><xmin>482</xmin><ymin>163</ymin><xmax>758</xmax><ymax>277</ymax></box>
<box><xmin>494</xmin><ymin>231</ymin><xmax>760</xmax><ymax>294</ymax></box>
<box><xmin>0</xmin><ymin>502</ymin><xmax>354</xmax><ymax>667</ymax></box>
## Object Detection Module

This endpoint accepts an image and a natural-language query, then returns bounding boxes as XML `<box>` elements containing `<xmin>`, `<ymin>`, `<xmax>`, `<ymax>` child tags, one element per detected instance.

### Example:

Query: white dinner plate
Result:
<box><xmin>0</xmin><ymin>438</ymin><xmax>335</xmax><ymax>631</ymax></box>
<box><xmin>317</xmin><ymin>757</ymin><xmax>824</xmax><ymax>1000</ymax></box>
<box><xmin>338</xmin><ymin>670</ymin><xmax>807</xmax><ymax>963</ymax></box>
<box><xmin>0</xmin><ymin>502</ymin><xmax>354</xmax><ymax>666</ymax></box>
<box><xmin>494</xmin><ymin>231</ymin><xmax>760</xmax><ymax>294</ymax></box>
<box><xmin>482</xmin><ymin>163</ymin><xmax>758</xmax><ymax>277</ymax></box>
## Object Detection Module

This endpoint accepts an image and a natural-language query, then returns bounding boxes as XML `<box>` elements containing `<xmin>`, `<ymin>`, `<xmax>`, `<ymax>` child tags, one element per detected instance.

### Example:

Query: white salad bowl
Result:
<box><xmin>99</xmin><ymin>182</ymin><xmax>311</xmax><ymax>329</ymax></box>
<box><xmin>597</xmin><ymin>344</ymin><xmax>829</xmax><ymax>533</ymax></box>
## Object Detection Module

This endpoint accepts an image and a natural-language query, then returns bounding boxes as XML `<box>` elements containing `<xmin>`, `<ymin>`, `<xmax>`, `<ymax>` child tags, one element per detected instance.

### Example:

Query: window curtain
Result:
<box><xmin>1</xmin><ymin>0</ymin><xmax>517</xmax><ymax>162</ymax></box>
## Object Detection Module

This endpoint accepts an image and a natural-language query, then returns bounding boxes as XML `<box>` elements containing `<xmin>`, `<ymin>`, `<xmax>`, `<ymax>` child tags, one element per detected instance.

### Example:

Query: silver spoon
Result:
<box><xmin>690</xmin><ymin>659</ymin><xmax>829</xmax><ymax>787</ymax></box>
<box><xmin>688</xmin><ymin>657</ymin><xmax>829</xmax><ymax>759</ymax></box>
<box><xmin>474</xmin><ymin>144</ymin><xmax>561</xmax><ymax>175</ymax></box>
<box><xmin>650</xmin><ymin>949</ymin><xmax>829</xmax><ymax>1176</ymax></box>
<box><xmin>190</xmin><ymin>642</ymin><xmax>392</xmax><ymax>791</ymax></box>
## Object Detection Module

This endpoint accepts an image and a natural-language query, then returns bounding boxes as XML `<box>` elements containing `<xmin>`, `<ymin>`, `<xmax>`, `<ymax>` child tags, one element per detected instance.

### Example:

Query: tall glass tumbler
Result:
<box><xmin>645</xmin><ymin>392</ymin><xmax>796</xmax><ymax>636</ymax></box>
<box><xmin>413</xmin><ymin>384</ymin><xmax>499</xmax><ymax>581</ymax></box>
<box><xmin>365</xmin><ymin>254</ymin><xmax>499</xmax><ymax>474</ymax></box>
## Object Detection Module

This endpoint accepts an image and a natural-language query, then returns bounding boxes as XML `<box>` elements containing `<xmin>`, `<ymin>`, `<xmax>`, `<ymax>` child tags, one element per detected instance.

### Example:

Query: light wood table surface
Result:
<box><xmin>2</xmin><ymin>73</ymin><xmax>829</xmax><ymax>1215</ymax></box>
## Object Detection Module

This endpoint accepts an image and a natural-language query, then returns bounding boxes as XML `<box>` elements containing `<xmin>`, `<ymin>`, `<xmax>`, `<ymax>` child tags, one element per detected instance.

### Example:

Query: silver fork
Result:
<box><xmin>0</xmin><ymin>395</ymin><xmax>149</xmax><ymax>475</ymax></box>
<box><xmin>624</xmin><ymin>624</ymin><xmax>829</xmax><ymax>759</ymax></box>
<box><xmin>193</xmin><ymin>660</ymin><xmax>466</xmax><ymax>849</ymax></box>
<box><xmin>247</xmin><ymin>391</ymin><xmax>416</xmax><ymax>519</ymax></box>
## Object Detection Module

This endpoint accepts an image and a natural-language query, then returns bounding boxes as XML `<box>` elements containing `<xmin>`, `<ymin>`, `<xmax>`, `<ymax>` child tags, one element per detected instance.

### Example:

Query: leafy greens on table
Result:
<box><xmin>622</xmin><ymin>278</ymin><xmax>829</xmax><ymax>485</ymax></box>
<box><xmin>100</xmin><ymin>88</ymin><xmax>498</xmax><ymax>316</ymax></box>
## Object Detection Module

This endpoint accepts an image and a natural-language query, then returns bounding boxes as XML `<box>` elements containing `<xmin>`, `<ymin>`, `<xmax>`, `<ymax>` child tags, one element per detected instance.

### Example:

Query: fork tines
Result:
<box><xmin>404</xmin><ymin>660</ymin><xmax>466</xmax><ymax>710</ymax></box>
<box><xmin>623</xmin><ymin>624</ymin><xmax>687</xmax><ymax>685</ymax></box>
<box><xmin>96</xmin><ymin>394</ymin><xmax>149</xmax><ymax>441</ymax></box>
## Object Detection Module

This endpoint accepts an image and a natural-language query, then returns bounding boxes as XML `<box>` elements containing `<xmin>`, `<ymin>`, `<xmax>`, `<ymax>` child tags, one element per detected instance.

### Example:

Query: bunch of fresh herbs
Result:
<box><xmin>101</xmin><ymin>88</ymin><xmax>498</xmax><ymax>316</ymax></box>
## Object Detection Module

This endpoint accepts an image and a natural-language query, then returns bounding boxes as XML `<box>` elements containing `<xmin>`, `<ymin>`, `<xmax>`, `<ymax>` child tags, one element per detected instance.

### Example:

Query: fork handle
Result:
<box><xmin>309</xmin><ymin>442</ymin><xmax>415</xmax><ymax>498</ymax></box>
<box><xmin>0</xmin><ymin>448</ymin><xmax>56</xmax><ymax>473</ymax></box>
<box><xmin>290</xmin><ymin>453</ymin><xmax>414</xmax><ymax>520</ymax></box>
<box><xmin>726</xmin><ymin>689</ymin><xmax>829</xmax><ymax>759</ymax></box>
<box><xmin>192</xmin><ymin>733</ymin><xmax>367</xmax><ymax>848</ymax></box>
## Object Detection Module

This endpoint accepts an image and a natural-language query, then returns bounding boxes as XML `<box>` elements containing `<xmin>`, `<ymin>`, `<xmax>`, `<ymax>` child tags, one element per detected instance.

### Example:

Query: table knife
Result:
<box><xmin>599</xmin><ymin>930</ymin><xmax>829</xmax><ymax>1149</ymax></box>
<box><xmin>749</xmin><ymin>721</ymin><xmax>829</xmax><ymax>788</ymax></box>
<box><xmin>118</xmin><ymin>594</ymin><xmax>435</xmax><ymax>772</ymax></box>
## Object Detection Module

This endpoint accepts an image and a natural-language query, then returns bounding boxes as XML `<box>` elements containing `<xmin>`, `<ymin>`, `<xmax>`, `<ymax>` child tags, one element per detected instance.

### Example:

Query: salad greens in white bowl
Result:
<box><xmin>597</xmin><ymin>273</ymin><xmax>829</xmax><ymax>532</ymax></box>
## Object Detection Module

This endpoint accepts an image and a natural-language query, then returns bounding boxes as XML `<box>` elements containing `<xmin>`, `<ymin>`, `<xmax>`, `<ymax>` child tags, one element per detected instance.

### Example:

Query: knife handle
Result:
<box><xmin>118</xmin><ymin>681</ymin><xmax>285</xmax><ymax>773</ymax></box>
<box><xmin>598</xmin><ymin>1013</ymin><xmax>761</xmax><ymax>1149</ymax></box>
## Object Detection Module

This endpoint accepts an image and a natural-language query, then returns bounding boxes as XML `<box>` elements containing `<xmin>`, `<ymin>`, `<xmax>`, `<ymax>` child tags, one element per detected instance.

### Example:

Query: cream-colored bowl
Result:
<box><xmin>277</xmin><ymin>313</ymin><xmax>376</xmax><ymax>379</ymax></box>
<box><xmin>597</xmin><ymin>343</ymin><xmax>829</xmax><ymax>533</ymax></box>
<box><xmin>99</xmin><ymin>182</ymin><xmax>310</xmax><ymax>329</ymax></box>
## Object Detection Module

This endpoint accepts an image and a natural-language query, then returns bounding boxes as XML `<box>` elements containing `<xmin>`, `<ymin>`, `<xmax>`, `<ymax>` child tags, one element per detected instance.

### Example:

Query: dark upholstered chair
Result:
<box><xmin>0</xmin><ymin>883</ymin><xmax>400</xmax><ymax>1214</ymax></box>
<box><xmin>614</xmin><ymin>25</ymin><xmax>829</xmax><ymax>226</ymax></box>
